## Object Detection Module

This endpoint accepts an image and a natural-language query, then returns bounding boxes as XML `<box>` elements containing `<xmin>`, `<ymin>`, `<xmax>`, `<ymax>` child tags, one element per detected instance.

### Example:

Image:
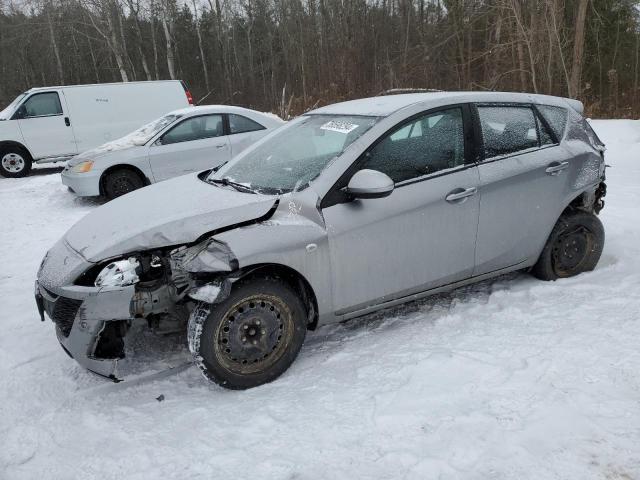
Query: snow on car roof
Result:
<box><xmin>309</xmin><ymin>91</ymin><xmax>583</xmax><ymax>117</ymax></box>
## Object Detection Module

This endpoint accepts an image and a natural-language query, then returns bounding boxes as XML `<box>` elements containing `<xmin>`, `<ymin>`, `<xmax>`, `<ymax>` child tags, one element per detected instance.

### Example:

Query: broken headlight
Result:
<box><xmin>95</xmin><ymin>257</ymin><xmax>140</xmax><ymax>287</ymax></box>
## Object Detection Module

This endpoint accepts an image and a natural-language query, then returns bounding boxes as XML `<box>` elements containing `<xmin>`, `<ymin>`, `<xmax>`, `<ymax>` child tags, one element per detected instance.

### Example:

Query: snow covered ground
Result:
<box><xmin>1</xmin><ymin>120</ymin><xmax>639</xmax><ymax>479</ymax></box>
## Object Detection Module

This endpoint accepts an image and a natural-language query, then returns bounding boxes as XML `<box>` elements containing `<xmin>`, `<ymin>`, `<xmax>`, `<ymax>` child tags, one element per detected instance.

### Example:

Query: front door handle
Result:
<box><xmin>545</xmin><ymin>161</ymin><xmax>569</xmax><ymax>175</ymax></box>
<box><xmin>215</xmin><ymin>144</ymin><xmax>226</xmax><ymax>149</ymax></box>
<box><xmin>446</xmin><ymin>187</ymin><xmax>477</xmax><ymax>203</ymax></box>
<box><xmin>64</xmin><ymin>116</ymin><xmax>71</xmax><ymax>127</ymax></box>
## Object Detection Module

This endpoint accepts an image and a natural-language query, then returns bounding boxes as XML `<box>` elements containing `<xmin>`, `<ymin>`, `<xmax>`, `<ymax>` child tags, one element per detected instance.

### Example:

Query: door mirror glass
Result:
<box><xmin>345</xmin><ymin>169</ymin><xmax>394</xmax><ymax>199</ymax></box>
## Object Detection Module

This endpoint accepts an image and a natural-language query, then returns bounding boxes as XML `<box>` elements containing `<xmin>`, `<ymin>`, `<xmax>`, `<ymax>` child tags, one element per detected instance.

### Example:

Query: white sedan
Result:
<box><xmin>62</xmin><ymin>105</ymin><xmax>284</xmax><ymax>199</ymax></box>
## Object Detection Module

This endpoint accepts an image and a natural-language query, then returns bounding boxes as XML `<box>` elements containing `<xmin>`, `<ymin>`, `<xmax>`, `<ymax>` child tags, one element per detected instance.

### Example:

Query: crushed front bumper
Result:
<box><xmin>35</xmin><ymin>279</ymin><xmax>135</xmax><ymax>380</ymax></box>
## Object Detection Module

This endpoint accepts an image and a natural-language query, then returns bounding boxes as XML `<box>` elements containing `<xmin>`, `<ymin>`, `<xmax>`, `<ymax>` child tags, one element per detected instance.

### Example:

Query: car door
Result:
<box><xmin>147</xmin><ymin>114</ymin><xmax>231</xmax><ymax>182</ymax></box>
<box><xmin>227</xmin><ymin>113</ymin><xmax>269</xmax><ymax>157</ymax></box>
<box><xmin>321</xmin><ymin>105</ymin><xmax>481</xmax><ymax>314</ymax></box>
<box><xmin>14</xmin><ymin>91</ymin><xmax>77</xmax><ymax>159</ymax></box>
<box><xmin>473</xmin><ymin>103</ymin><xmax>573</xmax><ymax>275</ymax></box>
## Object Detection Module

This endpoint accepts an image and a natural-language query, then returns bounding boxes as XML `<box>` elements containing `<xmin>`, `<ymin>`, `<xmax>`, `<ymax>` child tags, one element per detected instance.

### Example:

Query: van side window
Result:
<box><xmin>478</xmin><ymin>106</ymin><xmax>539</xmax><ymax>159</ymax></box>
<box><xmin>160</xmin><ymin>114</ymin><xmax>224</xmax><ymax>145</ymax></box>
<box><xmin>228</xmin><ymin>114</ymin><xmax>265</xmax><ymax>134</ymax></box>
<box><xmin>361</xmin><ymin>107</ymin><xmax>465</xmax><ymax>183</ymax></box>
<box><xmin>21</xmin><ymin>92</ymin><xmax>63</xmax><ymax>118</ymax></box>
<box><xmin>538</xmin><ymin>105</ymin><xmax>568</xmax><ymax>140</ymax></box>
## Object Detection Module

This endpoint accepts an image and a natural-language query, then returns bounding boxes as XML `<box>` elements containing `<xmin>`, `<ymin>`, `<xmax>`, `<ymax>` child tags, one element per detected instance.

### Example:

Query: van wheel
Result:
<box><xmin>532</xmin><ymin>211</ymin><xmax>604</xmax><ymax>281</ymax></box>
<box><xmin>188</xmin><ymin>277</ymin><xmax>307</xmax><ymax>390</ymax></box>
<box><xmin>0</xmin><ymin>146</ymin><xmax>32</xmax><ymax>178</ymax></box>
<box><xmin>102</xmin><ymin>169</ymin><xmax>144</xmax><ymax>200</ymax></box>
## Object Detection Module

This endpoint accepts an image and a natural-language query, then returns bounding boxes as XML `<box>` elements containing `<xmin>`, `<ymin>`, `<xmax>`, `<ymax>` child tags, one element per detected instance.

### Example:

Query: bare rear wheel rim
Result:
<box><xmin>1</xmin><ymin>153</ymin><xmax>25</xmax><ymax>173</ymax></box>
<box><xmin>214</xmin><ymin>294</ymin><xmax>294</xmax><ymax>375</ymax></box>
<box><xmin>110</xmin><ymin>176</ymin><xmax>137</xmax><ymax>197</ymax></box>
<box><xmin>551</xmin><ymin>225</ymin><xmax>594</xmax><ymax>277</ymax></box>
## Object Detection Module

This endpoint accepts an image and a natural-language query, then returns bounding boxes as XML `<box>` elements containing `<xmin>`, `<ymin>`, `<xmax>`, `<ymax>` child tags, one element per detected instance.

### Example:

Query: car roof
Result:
<box><xmin>309</xmin><ymin>91</ymin><xmax>583</xmax><ymax>117</ymax></box>
<box><xmin>167</xmin><ymin>105</ymin><xmax>285</xmax><ymax>122</ymax></box>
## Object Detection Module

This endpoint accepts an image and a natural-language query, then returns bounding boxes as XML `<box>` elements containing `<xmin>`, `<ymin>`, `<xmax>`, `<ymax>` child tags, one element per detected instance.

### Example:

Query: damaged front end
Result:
<box><xmin>37</xmin><ymin>236</ymin><xmax>242</xmax><ymax>381</ymax></box>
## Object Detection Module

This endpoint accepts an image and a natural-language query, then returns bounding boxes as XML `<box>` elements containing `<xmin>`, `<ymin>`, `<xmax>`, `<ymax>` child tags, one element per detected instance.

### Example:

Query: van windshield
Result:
<box><xmin>207</xmin><ymin>114</ymin><xmax>379</xmax><ymax>194</ymax></box>
<box><xmin>0</xmin><ymin>93</ymin><xmax>26</xmax><ymax>120</ymax></box>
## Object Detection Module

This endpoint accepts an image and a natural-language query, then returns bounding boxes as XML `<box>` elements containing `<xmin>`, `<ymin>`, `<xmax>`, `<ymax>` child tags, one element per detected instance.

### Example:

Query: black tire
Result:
<box><xmin>532</xmin><ymin>210</ymin><xmax>605</xmax><ymax>281</ymax></box>
<box><xmin>188</xmin><ymin>277</ymin><xmax>307</xmax><ymax>390</ymax></box>
<box><xmin>0</xmin><ymin>146</ymin><xmax>32</xmax><ymax>178</ymax></box>
<box><xmin>102</xmin><ymin>168</ymin><xmax>145</xmax><ymax>200</ymax></box>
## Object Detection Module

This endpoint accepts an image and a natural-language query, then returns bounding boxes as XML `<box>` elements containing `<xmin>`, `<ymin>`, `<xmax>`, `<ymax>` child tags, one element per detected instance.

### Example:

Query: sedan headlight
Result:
<box><xmin>95</xmin><ymin>257</ymin><xmax>140</xmax><ymax>287</ymax></box>
<box><xmin>72</xmin><ymin>160</ymin><xmax>94</xmax><ymax>173</ymax></box>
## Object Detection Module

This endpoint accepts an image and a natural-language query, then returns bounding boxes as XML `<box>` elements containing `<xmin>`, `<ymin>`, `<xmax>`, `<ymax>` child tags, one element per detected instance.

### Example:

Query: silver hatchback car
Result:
<box><xmin>36</xmin><ymin>92</ymin><xmax>607</xmax><ymax>389</ymax></box>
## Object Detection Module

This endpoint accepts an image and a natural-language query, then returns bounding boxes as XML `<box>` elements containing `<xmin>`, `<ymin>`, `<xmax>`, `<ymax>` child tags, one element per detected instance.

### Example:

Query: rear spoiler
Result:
<box><xmin>563</xmin><ymin>98</ymin><xmax>584</xmax><ymax>115</ymax></box>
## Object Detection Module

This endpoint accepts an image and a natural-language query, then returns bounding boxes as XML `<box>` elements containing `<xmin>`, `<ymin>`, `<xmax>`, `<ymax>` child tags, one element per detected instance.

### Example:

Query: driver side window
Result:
<box><xmin>18</xmin><ymin>92</ymin><xmax>63</xmax><ymax>118</ymax></box>
<box><xmin>362</xmin><ymin>107</ymin><xmax>465</xmax><ymax>183</ymax></box>
<box><xmin>160</xmin><ymin>114</ymin><xmax>223</xmax><ymax>145</ymax></box>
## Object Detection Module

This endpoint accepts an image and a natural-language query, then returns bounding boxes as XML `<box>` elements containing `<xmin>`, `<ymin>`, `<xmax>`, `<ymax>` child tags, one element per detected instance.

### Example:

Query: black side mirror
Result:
<box><xmin>344</xmin><ymin>169</ymin><xmax>394</xmax><ymax>199</ymax></box>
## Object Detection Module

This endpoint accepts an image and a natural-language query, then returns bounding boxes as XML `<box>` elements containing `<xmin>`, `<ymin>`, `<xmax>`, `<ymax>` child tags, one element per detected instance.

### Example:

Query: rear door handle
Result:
<box><xmin>446</xmin><ymin>187</ymin><xmax>477</xmax><ymax>203</ymax></box>
<box><xmin>545</xmin><ymin>161</ymin><xmax>569</xmax><ymax>175</ymax></box>
<box><xmin>64</xmin><ymin>116</ymin><xmax>70</xmax><ymax>127</ymax></box>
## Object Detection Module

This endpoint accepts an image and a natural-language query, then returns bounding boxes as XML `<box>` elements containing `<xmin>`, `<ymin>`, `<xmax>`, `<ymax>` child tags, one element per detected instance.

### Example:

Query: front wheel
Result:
<box><xmin>0</xmin><ymin>147</ymin><xmax>32</xmax><ymax>178</ymax></box>
<box><xmin>102</xmin><ymin>169</ymin><xmax>145</xmax><ymax>200</ymax></box>
<box><xmin>188</xmin><ymin>278</ymin><xmax>307</xmax><ymax>390</ymax></box>
<box><xmin>532</xmin><ymin>211</ymin><xmax>605</xmax><ymax>281</ymax></box>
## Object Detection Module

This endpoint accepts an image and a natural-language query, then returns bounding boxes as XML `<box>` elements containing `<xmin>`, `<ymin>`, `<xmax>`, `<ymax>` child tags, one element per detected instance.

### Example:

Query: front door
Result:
<box><xmin>322</xmin><ymin>106</ymin><xmax>481</xmax><ymax>313</ymax></box>
<box><xmin>15</xmin><ymin>91</ymin><xmax>77</xmax><ymax>159</ymax></box>
<box><xmin>148</xmin><ymin>114</ymin><xmax>231</xmax><ymax>182</ymax></box>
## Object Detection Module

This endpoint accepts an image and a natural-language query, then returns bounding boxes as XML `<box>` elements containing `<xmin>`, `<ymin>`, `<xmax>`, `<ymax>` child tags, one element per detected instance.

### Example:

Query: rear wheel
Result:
<box><xmin>102</xmin><ymin>169</ymin><xmax>145</xmax><ymax>200</ymax></box>
<box><xmin>0</xmin><ymin>146</ymin><xmax>32</xmax><ymax>178</ymax></box>
<box><xmin>188</xmin><ymin>277</ymin><xmax>307</xmax><ymax>389</ymax></box>
<box><xmin>532</xmin><ymin>211</ymin><xmax>604</xmax><ymax>281</ymax></box>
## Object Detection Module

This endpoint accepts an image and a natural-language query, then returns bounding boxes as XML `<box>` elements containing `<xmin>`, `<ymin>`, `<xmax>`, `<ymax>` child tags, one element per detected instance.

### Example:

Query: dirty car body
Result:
<box><xmin>36</xmin><ymin>92</ymin><xmax>607</xmax><ymax>383</ymax></box>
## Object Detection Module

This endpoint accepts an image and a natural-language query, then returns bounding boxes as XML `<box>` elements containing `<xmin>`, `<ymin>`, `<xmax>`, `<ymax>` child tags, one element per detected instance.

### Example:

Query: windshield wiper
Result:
<box><xmin>207</xmin><ymin>177</ymin><xmax>256</xmax><ymax>194</ymax></box>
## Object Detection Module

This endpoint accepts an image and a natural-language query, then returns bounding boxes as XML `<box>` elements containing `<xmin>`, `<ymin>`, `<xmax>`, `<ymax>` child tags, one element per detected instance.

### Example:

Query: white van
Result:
<box><xmin>0</xmin><ymin>80</ymin><xmax>192</xmax><ymax>177</ymax></box>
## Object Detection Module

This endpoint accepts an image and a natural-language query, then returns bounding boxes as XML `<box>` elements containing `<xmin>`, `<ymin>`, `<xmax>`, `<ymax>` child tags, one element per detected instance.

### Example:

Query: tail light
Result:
<box><xmin>185</xmin><ymin>90</ymin><xmax>194</xmax><ymax>105</ymax></box>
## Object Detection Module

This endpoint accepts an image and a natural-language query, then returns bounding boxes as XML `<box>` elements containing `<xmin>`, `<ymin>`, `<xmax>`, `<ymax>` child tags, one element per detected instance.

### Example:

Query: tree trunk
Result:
<box><xmin>569</xmin><ymin>0</ymin><xmax>588</xmax><ymax>98</ymax></box>
<box><xmin>47</xmin><ymin>6</ymin><xmax>64</xmax><ymax>84</ymax></box>
<box><xmin>162</xmin><ymin>12</ymin><xmax>176</xmax><ymax>79</ymax></box>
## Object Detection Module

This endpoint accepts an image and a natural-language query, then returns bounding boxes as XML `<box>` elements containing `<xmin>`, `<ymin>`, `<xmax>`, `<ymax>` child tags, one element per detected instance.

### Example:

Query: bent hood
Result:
<box><xmin>65</xmin><ymin>173</ymin><xmax>277</xmax><ymax>262</ymax></box>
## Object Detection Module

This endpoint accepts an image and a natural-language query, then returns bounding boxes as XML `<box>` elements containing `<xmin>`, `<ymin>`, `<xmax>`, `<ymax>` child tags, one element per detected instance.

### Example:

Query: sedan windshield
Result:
<box><xmin>122</xmin><ymin>113</ymin><xmax>181</xmax><ymax>146</ymax></box>
<box><xmin>208</xmin><ymin>114</ymin><xmax>379</xmax><ymax>194</ymax></box>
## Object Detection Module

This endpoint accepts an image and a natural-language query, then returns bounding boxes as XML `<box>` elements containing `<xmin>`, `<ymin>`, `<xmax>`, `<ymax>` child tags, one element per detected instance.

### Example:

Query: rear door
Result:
<box><xmin>322</xmin><ymin>105</ymin><xmax>481</xmax><ymax>313</ymax></box>
<box><xmin>227</xmin><ymin>113</ymin><xmax>269</xmax><ymax>157</ymax></box>
<box><xmin>147</xmin><ymin>113</ymin><xmax>231</xmax><ymax>182</ymax></box>
<box><xmin>473</xmin><ymin>103</ymin><xmax>573</xmax><ymax>275</ymax></box>
<box><xmin>14</xmin><ymin>91</ymin><xmax>77</xmax><ymax>159</ymax></box>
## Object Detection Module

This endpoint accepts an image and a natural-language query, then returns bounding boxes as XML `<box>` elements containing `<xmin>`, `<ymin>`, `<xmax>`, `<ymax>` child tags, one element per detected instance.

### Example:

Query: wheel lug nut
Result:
<box><xmin>261</xmin><ymin>329</ymin><xmax>265</xmax><ymax>334</ymax></box>
<box><xmin>252</xmin><ymin>340</ymin><xmax>257</xmax><ymax>345</ymax></box>
<box><xmin>243</xmin><ymin>325</ymin><xmax>248</xmax><ymax>330</ymax></box>
<box><xmin>256</xmin><ymin>320</ymin><xmax>261</xmax><ymax>325</ymax></box>
<box><xmin>242</xmin><ymin>336</ymin><xmax>246</xmax><ymax>342</ymax></box>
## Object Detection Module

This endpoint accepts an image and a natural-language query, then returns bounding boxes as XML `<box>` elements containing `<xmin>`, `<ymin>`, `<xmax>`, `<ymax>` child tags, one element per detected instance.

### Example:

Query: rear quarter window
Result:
<box><xmin>537</xmin><ymin>105</ymin><xmax>568</xmax><ymax>140</ymax></box>
<box><xmin>477</xmin><ymin>106</ymin><xmax>539</xmax><ymax>158</ymax></box>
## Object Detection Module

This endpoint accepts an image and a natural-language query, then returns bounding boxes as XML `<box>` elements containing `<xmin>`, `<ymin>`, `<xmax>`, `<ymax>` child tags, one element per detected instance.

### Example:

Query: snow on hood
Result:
<box><xmin>64</xmin><ymin>173</ymin><xmax>277</xmax><ymax>262</ymax></box>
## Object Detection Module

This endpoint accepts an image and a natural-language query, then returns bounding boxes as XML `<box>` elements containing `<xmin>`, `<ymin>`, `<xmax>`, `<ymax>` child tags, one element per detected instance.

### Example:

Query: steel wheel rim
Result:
<box><xmin>111</xmin><ymin>177</ymin><xmax>135</xmax><ymax>197</ymax></box>
<box><xmin>214</xmin><ymin>294</ymin><xmax>294</xmax><ymax>375</ymax></box>
<box><xmin>551</xmin><ymin>226</ymin><xmax>593</xmax><ymax>277</ymax></box>
<box><xmin>1</xmin><ymin>153</ymin><xmax>25</xmax><ymax>173</ymax></box>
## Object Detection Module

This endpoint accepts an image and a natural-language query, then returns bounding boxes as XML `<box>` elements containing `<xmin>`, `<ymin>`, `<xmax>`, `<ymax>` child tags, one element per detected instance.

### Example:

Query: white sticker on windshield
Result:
<box><xmin>320</xmin><ymin>120</ymin><xmax>359</xmax><ymax>134</ymax></box>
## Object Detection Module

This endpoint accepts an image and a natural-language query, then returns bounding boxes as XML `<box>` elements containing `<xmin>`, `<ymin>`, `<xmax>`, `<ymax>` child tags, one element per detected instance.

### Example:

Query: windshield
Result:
<box><xmin>208</xmin><ymin>114</ymin><xmax>378</xmax><ymax>194</ymax></box>
<box><xmin>0</xmin><ymin>93</ymin><xmax>26</xmax><ymax>120</ymax></box>
<box><xmin>120</xmin><ymin>113</ymin><xmax>182</xmax><ymax>146</ymax></box>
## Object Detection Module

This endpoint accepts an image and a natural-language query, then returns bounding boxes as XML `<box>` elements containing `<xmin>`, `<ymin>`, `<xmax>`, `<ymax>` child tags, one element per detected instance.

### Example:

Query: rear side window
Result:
<box><xmin>20</xmin><ymin>92</ymin><xmax>63</xmax><ymax>118</ymax></box>
<box><xmin>538</xmin><ymin>105</ymin><xmax>568</xmax><ymax>140</ymax></box>
<box><xmin>160</xmin><ymin>114</ymin><xmax>223</xmax><ymax>145</ymax></box>
<box><xmin>229</xmin><ymin>114</ymin><xmax>265</xmax><ymax>134</ymax></box>
<box><xmin>478</xmin><ymin>106</ymin><xmax>538</xmax><ymax>158</ymax></box>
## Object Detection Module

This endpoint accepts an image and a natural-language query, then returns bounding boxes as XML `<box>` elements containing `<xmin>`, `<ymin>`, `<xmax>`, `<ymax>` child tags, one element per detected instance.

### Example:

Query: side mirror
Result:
<box><xmin>11</xmin><ymin>105</ymin><xmax>26</xmax><ymax>120</ymax></box>
<box><xmin>344</xmin><ymin>169</ymin><xmax>394</xmax><ymax>199</ymax></box>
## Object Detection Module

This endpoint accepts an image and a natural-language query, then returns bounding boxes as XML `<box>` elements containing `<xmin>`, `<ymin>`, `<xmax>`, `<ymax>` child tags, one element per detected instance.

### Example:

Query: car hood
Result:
<box><xmin>65</xmin><ymin>173</ymin><xmax>277</xmax><ymax>262</ymax></box>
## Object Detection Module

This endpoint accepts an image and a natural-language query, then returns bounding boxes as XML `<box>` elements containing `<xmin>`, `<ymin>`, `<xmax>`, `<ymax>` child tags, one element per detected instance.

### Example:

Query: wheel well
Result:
<box><xmin>0</xmin><ymin>141</ymin><xmax>32</xmax><ymax>160</ymax></box>
<box><xmin>99</xmin><ymin>164</ymin><xmax>150</xmax><ymax>196</ymax></box>
<box><xmin>561</xmin><ymin>190</ymin><xmax>596</xmax><ymax>216</ymax></box>
<box><xmin>237</xmin><ymin>264</ymin><xmax>319</xmax><ymax>330</ymax></box>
